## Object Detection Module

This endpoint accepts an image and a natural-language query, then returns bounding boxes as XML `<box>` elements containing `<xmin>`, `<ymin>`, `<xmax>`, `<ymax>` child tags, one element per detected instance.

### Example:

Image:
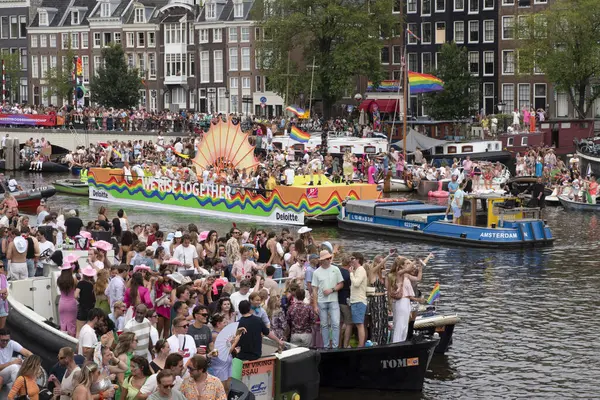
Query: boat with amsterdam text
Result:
<box><xmin>87</xmin><ymin>119</ymin><xmax>380</xmax><ymax>225</ymax></box>
<box><xmin>338</xmin><ymin>195</ymin><xmax>554</xmax><ymax>248</ymax></box>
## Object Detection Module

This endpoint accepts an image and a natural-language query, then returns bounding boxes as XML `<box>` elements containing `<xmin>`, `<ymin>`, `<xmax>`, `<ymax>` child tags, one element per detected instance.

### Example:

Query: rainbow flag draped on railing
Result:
<box><xmin>366</xmin><ymin>80</ymin><xmax>400</xmax><ymax>92</ymax></box>
<box><xmin>289</xmin><ymin>125</ymin><xmax>310</xmax><ymax>143</ymax></box>
<box><xmin>408</xmin><ymin>72</ymin><xmax>444</xmax><ymax>94</ymax></box>
<box><xmin>286</xmin><ymin>105</ymin><xmax>310</xmax><ymax>119</ymax></box>
<box><xmin>427</xmin><ymin>282</ymin><xmax>441</xmax><ymax>304</ymax></box>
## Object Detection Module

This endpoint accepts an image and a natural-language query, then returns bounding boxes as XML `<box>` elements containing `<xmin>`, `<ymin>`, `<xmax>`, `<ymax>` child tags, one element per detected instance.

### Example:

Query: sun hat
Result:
<box><xmin>59</xmin><ymin>263</ymin><xmax>74</xmax><ymax>270</ymax></box>
<box><xmin>81</xmin><ymin>266</ymin><xmax>97</xmax><ymax>277</ymax></box>
<box><xmin>79</xmin><ymin>231</ymin><xmax>93</xmax><ymax>240</ymax></box>
<box><xmin>174</xmin><ymin>231</ymin><xmax>183</xmax><ymax>238</ymax></box>
<box><xmin>298</xmin><ymin>226</ymin><xmax>312</xmax><ymax>234</ymax></box>
<box><xmin>64</xmin><ymin>254</ymin><xmax>80</xmax><ymax>265</ymax></box>
<box><xmin>13</xmin><ymin>236</ymin><xmax>27</xmax><ymax>254</ymax></box>
<box><xmin>133</xmin><ymin>264</ymin><xmax>152</xmax><ymax>273</ymax></box>
<box><xmin>93</xmin><ymin>240</ymin><xmax>113</xmax><ymax>252</ymax></box>
<box><xmin>321</xmin><ymin>241</ymin><xmax>333</xmax><ymax>254</ymax></box>
<box><xmin>167</xmin><ymin>272</ymin><xmax>191</xmax><ymax>285</ymax></box>
<box><xmin>318</xmin><ymin>249</ymin><xmax>332</xmax><ymax>261</ymax></box>
<box><xmin>165</xmin><ymin>258</ymin><xmax>183</xmax><ymax>266</ymax></box>
<box><xmin>166</xmin><ymin>232</ymin><xmax>175</xmax><ymax>241</ymax></box>
<box><xmin>199</xmin><ymin>231</ymin><xmax>209</xmax><ymax>242</ymax></box>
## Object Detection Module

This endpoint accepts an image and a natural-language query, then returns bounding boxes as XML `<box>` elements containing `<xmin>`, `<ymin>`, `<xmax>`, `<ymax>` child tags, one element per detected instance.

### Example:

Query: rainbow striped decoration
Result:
<box><xmin>408</xmin><ymin>71</ymin><xmax>444</xmax><ymax>94</ymax></box>
<box><xmin>427</xmin><ymin>282</ymin><xmax>441</xmax><ymax>304</ymax></box>
<box><xmin>366</xmin><ymin>80</ymin><xmax>400</xmax><ymax>92</ymax></box>
<box><xmin>285</xmin><ymin>106</ymin><xmax>309</xmax><ymax>119</ymax></box>
<box><xmin>290</xmin><ymin>126</ymin><xmax>310</xmax><ymax>143</ymax></box>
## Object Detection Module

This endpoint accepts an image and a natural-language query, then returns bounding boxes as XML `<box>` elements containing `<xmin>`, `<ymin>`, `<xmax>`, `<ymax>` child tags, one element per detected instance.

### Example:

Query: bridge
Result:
<box><xmin>0</xmin><ymin>128</ymin><xmax>185</xmax><ymax>153</ymax></box>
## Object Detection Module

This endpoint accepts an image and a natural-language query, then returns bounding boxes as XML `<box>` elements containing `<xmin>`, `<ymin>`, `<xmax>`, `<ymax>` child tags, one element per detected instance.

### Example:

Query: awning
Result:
<box><xmin>391</xmin><ymin>128</ymin><xmax>447</xmax><ymax>152</ymax></box>
<box><xmin>358</xmin><ymin>99</ymin><xmax>400</xmax><ymax>114</ymax></box>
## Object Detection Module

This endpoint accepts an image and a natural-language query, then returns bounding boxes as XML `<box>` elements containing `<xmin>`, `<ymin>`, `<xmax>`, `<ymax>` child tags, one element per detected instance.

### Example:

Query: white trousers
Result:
<box><xmin>392</xmin><ymin>298</ymin><xmax>411</xmax><ymax>343</ymax></box>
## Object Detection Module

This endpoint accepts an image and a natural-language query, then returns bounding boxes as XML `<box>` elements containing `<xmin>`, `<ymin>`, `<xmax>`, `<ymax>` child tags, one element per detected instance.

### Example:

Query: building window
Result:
<box><xmin>206</xmin><ymin>3</ymin><xmax>216</xmax><ymax>19</ymax></box>
<box><xmin>31</xmin><ymin>56</ymin><xmax>38</xmax><ymax>78</ymax></box>
<box><xmin>137</xmin><ymin>32</ymin><xmax>145</xmax><ymax>47</ymax></box>
<box><xmin>469</xmin><ymin>0</ymin><xmax>478</xmax><ymax>13</ymax></box>
<box><xmin>483</xmin><ymin>20</ymin><xmax>494</xmax><ymax>42</ymax></box>
<box><xmin>94</xmin><ymin>33</ymin><xmax>101</xmax><ymax>47</ymax></box>
<box><xmin>435</xmin><ymin>52</ymin><xmax>441</xmax><ymax>69</ymax></box>
<box><xmin>408</xmin><ymin>53</ymin><xmax>418</xmax><ymax>72</ymax></box>
<box><xmin>137</xmin><ymin>53</ymin><xmax>145</xmax><ymax>74</ymax></box>
<box><xmin>255</xmin><ymin>76</ymin><xmax>262</xmax><ymax>92</ymax></box>
<box><xmin>468</xmin><ymin>20</ymin><xmax>479</xmax><ymax>43</ymax></box>
<box><xmin>114</xmin><ymin>32</ymin><xmax>121</xmax><ymax>44</ymax></box>
<box><xmin>20</xmin><ymin>48</ymin><xmax>26</xmax><ymax>70</ymax></box>
<box><xmin>454</xmin><ymin>0</ymin><xmax>464</xmax><ymax>10</ymax></box>
<box><xmin>484</xmin><ymin>0</ymin><xmax>494</xmax><ymax>8</ymax></box>
<box><xmin>407</xmin><ymin>0</ymin><xmax>417</xmax><ymax>13</ymax></box>
<box><xmin>31</xmin><ymin>35</ymin><xmax>38</xmax><ymax>48</ymax></box>
<box><xmin>454</xmin><ymin>21</ymin><xmax>464</xmax><ymax>43</ymax></box>
<box><xmin>502</xmin><ymin>84</ymin><xmax>514</xmax><ymax>111</ymax></box>
<box><xmin>127</xmin><ymin>32</ymin><xmax>134</xmax><ymax>47</ymax></box>
<box><xmin>10</xmin><ymin>16</ymin><xmax>17</xmax><ymax>38</ymax></box>
<box><xmin>468</xmin><ymin>51</ymin><xmax>479</xmax><ymax>75</ymax></box>
<box><xmin>422</xmin><ymin>53</ymin><xmax>432</xmax><ymax>73</ymax></box>
<box><xmin>422</xmin><ymin>0</ymin><xmax>431</xmax><ymax>15</ymax></box>
<box><xmin>230</xmin><ymin>77</ymin><xmax>238</xmax><ymax>89</ymax></box>
<box><xmin>502</xmin><ymin>50</ymin><xmax>514</xmax><ymax>74</ymax></box>
<box><xmin>234</xmin><ymin>1</ymin><xmax>243</xmax><ymax>18</ymax></box>
<box><xmin>435</xmin><ymin>0</ymin><xmax>445</xmax><ymax>12</ymax></box>
<box><xmin>148</xmin><ymin>53</ymin><xmax>156</xmax><ymax>78</ymax></box>
<box><xmin>213</xmin><ymin>28</ymin><xmax>222</xmax><ymax>43</ymax></box>
<box><xmin>81</xmin><ymin>55</ymin><xmax>89</xmax><ymax>83</ymax></box>
<box><xmin>200</xmin><ymin>29</ymin><xmax>209</xmax><ymax>43</ymax></box>
<box><xmin>421</xmin><ymin>22</ymin><xmax>432</xmax><ymax>44</ymax></box>
<box><xmin>503</xmin><ymin>0</ymin><xmax>514</xmax><ymax>4</ymax></box>
<box><xmin>214</xmin><ymin>50</ymin><xmax>223</xmax><ymax>82</ymax></box>
<box><xmin>242</xmin><ymin>77</ymin><xmax>250</xmax><ymax>89</ymax></box>
<box><xmin>61</xmin><ymin>33</ymin><xmax>69</xmax><ymax>49</ymax></box>
<box><xmin>518</xmin><ymin>0</ymin><xmax>530</xmax><ymax>6</ymax></box>
<box><xmin>483</xmin><ymin>51</ymin><xmax>494</xmax><ymax>75</ymax></box>
<box><xmin>407</xmin><ymin>23</ymin><xmax>418</xmax><ymax>44</ymax></box>
<box><xmin>381</xmin><ymin>47</ymin><xmax>390</xmax><ymax>64</ymax></box>
<box><xmin>71</xmin><ymin>33</ymin><xmax>79</xmax><ymax>49</ymax></box>
<box><xmin>38</xmin><ymin>12</ymin><xmax>48</xmax><ymax>27</ymax></box>
<box><xmin>94</xmin><ymin>56</ymin><xmax>101</xmax><ymax>76</ymax></box>
<box><xmin>241</xmin><ymin>47</ymin><xmax>250</xmax><ymax>71</ymax></box>
<box><xmin>71</xmin><ymin>10</ymin><xmax>80</xmax><ymax>25</ymax></box>
<box><xmin>148</xmin><ymin>32</ymin><xmax>155</xmax><ymax>47</ymax></box>
<box><xmin>534</xmin><ymin>83</ymin><xmax>546</xmax><ymax>109</ymax></box>
<box><xmin>103</xmin><ymin>32</ymin><xmax>112</xmax><ymax>46</ymax></box>
<box><xmin>392</xmin><ymin>46</ymin><xmax>401</xmax><ymax>64</ymax></box>
<box><xmin>229</xmin><ymin>27</ymin><xmax>238</xmax><ymax>42</ymax></box>
<box><xmin>39</xmin><ymin>34</ymin><xmax>47</xmax><ymax>48</ymax></box>
<box><xmin>229</xmin><ymin>48</ymin><xmax>238</xmax><ymax>71</ymax></box>
<box><xmin>218</xmin><ymin>87</ymin><xmax>227</xmax><ymax>113</ymax></box>
<box><xmin>435</xmin><ymin>22</ymin><xmax>445</xmax><ymax>44</ymax></box>
<box><xmin>165</xmin><ymin>53</ymin><xmax>185</xmax><ymax>77</ymax></box>
<box><xmin>241</xmin><ymin>27</ymin><xmax>250</xmax><ymax>42</ymax></box>
<box><xmin>40</xmin><ymin>56</ymin><xmax>47</xmax><ymax>78</ymax></box>
<box><xmin>393</xmin><ymin>0</ymin><xmax>401</xmax><ymax>13</ymax></box>
<box><xmin>100</xmin><ymin>2</ymin><xmax>111</xmax><ymax>17</ymax></box>
<box><xmin>81</xmin><ymin>32</ymin><xmax>88</xmax><ymax>48</ymax></box>
<box><xmin>199</xmin><ymin>51</ymin><xmax>209</xmax><ymax>83</ymax></box>
<box><xmin>502</xmin><ymin>16</ymin><xmax>514</xmax><ymax>40</ymax></box>
<box><xmin>18</xmin><ymin>15</ymin><xmax>26</xmax><ymax>38</ymax></box>
<box><xmin>135</xmin><ymin>8</ymin><xmax>145</xmax><ymax>23</ymax></box>
<box><xmin>518</xmin><ymin>83</ymin><xmax>530</xmax><ymax>109</ymax></box>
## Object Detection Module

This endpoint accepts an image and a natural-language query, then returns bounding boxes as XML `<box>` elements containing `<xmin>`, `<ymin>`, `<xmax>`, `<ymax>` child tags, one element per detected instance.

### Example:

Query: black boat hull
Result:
<box><xmin>0</xmin><ymin>160</ymin><xmax>70</xmax><ymax>173</ymax></box>
<box><xmin>414</xmin><ymin>324</ymin><xmax>456</xmax><ymax>354</ymax></box>
<box><xmin>430</xmin><ymin>151</ymin><xmax>512</xmax><ymax>164</ymax></box>
<box><xmin>318</xmin><ymin>338</ymin><xmax>438</xmax><ymax>391</ymax></box>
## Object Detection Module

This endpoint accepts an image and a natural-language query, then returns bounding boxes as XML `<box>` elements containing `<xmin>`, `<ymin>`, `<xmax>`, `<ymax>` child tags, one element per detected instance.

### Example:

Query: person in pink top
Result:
<box><xmin>367</xmin><ymin>159</ymin><xmax>377</xmax><ymax>184</ymax></box>
<box><xmin>124</xmin><ymin>271</ymin><xmax>153</xmax><ymax>309</ymax></box>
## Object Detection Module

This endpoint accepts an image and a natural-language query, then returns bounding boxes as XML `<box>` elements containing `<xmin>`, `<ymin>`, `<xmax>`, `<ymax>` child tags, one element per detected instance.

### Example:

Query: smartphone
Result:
<box><xmin>389</xmin><ymin>248</ymin><xmax>397</xmax><ymax>255</ymax></box>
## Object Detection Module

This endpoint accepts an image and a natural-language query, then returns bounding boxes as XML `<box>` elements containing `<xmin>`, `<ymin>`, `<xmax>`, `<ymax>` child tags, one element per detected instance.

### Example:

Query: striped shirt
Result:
<box><xmin>124</xmin><ymin>318</ymin><xmax>152</xmax><ymax>358</ymax></box>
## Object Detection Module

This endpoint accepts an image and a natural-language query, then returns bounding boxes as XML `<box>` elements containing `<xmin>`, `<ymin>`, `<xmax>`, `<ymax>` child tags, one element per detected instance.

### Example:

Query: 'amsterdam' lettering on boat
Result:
<box><xmin>141</xmin><ymin>177</ymin><xmax>232</xmax><ymax>200</ymax></box>
<box><xmin>381</xmin><ymin>357</ymin><xmax>419</xmax><ymax>369</ymax></box>
<box><xmin>479</xmin><ymin>232</ymin><xmax>518</xmax><ymax>239</ymax></box>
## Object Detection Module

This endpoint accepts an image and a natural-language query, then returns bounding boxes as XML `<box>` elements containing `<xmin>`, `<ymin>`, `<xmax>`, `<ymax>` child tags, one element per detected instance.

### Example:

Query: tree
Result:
<box><xmin>422</xmin><ymin>42</ymin><xmax>478</xmax><ymax>122</ymax></box>
<box><xmin>2</xmin><ymin>53</ymin><xmax>22</xmax><ymax>103</ymax></box>
<box><xmin>46</xmin><ymin>47</ymin><xmax>76</xmax><ymax>105</ymax></box>
<box><xmin>518</xmin><ymin>0</ymin><xmax>600</xmax><ymax>119</ymax></box>
<box><xmin>90</xmin><ymin>43</ymin><xmax>141</xmax><ymax>109</ymax></box>
<box><xmin>255</xmin><ymin>0</ymin><xmax>396</xmax><ymax>118</ymax></box>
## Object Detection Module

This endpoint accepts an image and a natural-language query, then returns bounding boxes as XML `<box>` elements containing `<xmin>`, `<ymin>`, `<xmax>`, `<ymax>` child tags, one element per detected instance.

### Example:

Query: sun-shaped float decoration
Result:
<box><xmin>192</xmin><ymin>118</ymin><xmax>259</xmax><ymax>172</ymax></box>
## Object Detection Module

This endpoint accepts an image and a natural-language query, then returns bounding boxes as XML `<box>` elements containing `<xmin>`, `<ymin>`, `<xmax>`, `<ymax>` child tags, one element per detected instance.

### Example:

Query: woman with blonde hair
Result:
<box><xmin>365</xmin><ymin>252</ymin><xmax>393</xmax><ymax>344</ymax></box>
<box><xmin>8</xmin><ymin>355</ymin><xmax>41</xmax><ymax>400</ymax></box>
<box><xmin>114</xmin><ymin>332</ymin><xmax>137</xmax><ymax>399</ymax></box>
<box><xmin>94</xmin><ymin>269</ymin><xmax>110</xmax><ymax>315</ymax></box>
<box><xmin>72</xmin><ymin>362</ymin><xmax>114</xmax><ymax>400</ymax></box>
<box><xmin>267</xmin><ymin>294</ymin><xmax>288</xmax><ymax>340</ymax></box>
<box><xmin>386</xmin><ymin>256</ymin><xmax>422</xmax><ymax>343</ymax></box>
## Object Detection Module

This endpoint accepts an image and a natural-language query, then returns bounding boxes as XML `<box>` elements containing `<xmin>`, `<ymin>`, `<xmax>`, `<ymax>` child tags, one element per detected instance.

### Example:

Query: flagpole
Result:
<box><xmin>402</xmin><ymin>29</ymin><xmax>409</xmax><ymax>162</ymax></box>
<box><xmin>308</xmin><ymin>56</ymin><xmax>316</xmax><ymax>118</ymax></box>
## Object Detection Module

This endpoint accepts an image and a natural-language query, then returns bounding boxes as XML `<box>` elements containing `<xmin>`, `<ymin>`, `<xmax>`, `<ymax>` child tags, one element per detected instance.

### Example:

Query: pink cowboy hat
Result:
<box><xmin>133</xmin><ymin>264</ymin><xmax>152</xmax><ymax>273</ymax></box>
<box><xmin>63</xmin><ymin>254</ymin><xmax>80</xmax><ymax>265</ymax></box>
<box><xmin>165</xmin><ymin>258</ymin><xmax>183</xmax><ymax>266</ymax></box>
<box><xmin>81</xmin><ymin>266</ymin><xmax>97</xmax><ymax>277</ymax></box>
<box><xmin>199</xmin><ymin>231</ymin><xmax>209</xmax><ymax>242</ymax></box>
<box><xmin>93</xmin><ymin>240</ymin><xmax>113</xmax><ymax>252</ymax></box>
<box><xmin>58</xmin><ymin>263</ymin><xmax>74</xmax><ymax>270</ymax></box>
<box><xmin>79</xmin><ymin>231</ymin><xmax>93</xmax><ymax>240</ymax></box>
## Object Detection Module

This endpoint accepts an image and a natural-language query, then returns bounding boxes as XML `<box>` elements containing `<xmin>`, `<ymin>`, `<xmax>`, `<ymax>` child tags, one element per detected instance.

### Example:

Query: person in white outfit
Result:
<box><xmin>0</xmin><ymin>328</ymin><xmax>32</xmax><ymax>389</ymax></box>
<box><xmin>387</xmin><ymin>257</ymin><xmax>423</xmax><ymax>343</ymax></box>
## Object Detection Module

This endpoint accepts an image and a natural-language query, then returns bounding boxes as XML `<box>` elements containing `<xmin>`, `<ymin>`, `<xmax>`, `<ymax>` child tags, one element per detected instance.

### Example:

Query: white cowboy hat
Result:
<box><xmin>298</xmin><ymin>226</ymin><xmax>312</xmax><ymax>234</ymax></box>
<box><xmin>14</xmin><ymin>236</ymin><xmax>27</xmax><ymax>254</ymax></box>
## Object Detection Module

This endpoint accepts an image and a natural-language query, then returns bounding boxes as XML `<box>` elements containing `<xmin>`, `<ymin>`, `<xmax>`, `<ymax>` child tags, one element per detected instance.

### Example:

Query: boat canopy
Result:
<box><xmin>391</xmin><ymin>129</ymin><xmax>447</xmax><ymax>152</ymax></box>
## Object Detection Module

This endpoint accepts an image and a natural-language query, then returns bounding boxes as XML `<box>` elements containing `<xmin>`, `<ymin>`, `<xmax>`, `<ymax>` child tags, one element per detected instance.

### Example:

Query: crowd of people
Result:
<box><xmin>0</xmin><ymin>201</ymin><xmax>435</xmax><ymax>399</ymax></box>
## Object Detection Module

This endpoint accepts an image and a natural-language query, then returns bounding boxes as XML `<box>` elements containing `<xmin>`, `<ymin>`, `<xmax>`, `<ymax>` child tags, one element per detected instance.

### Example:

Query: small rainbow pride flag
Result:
<box><xmin>289</xmin><ymin>126</ymin><xmax>310</xmax><ymax>143</ymax></box>
<box><xmin>367</xmin><ymin>80</ymin><xmax>400</xmax><ymax>92</ymax></box>
<box><xmin>285</xmin><ymin>105</ymin><xmax>309</xmax><ymax>118</ymax></box>
<box><xmin>408</xmin><ymin>71</ymin><xmax>444</xmax><ymax>94</ymax></box>
<box><xmin>427</xmin><ymin>282</ymin><xmax>440</xmax><ymax>304</ymax></box>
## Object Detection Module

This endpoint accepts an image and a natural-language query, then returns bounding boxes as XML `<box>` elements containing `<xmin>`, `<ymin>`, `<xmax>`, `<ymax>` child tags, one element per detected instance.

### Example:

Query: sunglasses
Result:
<box><xmin>177</xmin><ymin>324</ymin><xmax>189</xmax><ymax>328</ymax></box>
<box><xmin>233</xmin><ymin>232</ymin><xmax>241</xmax><ymax>235</ymax></box>
<box><xmin>161</xmin><ymin>384</ymin><xmax>175</xmax><ymax>389</ymax></box>
<box><xmin>200</xmin><ymin>313</ymin><xmax>208</xmax><ymax>317</ymax></box>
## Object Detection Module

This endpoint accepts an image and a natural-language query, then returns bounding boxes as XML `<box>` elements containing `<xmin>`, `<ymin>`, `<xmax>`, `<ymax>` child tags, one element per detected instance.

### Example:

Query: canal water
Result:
<box><xmin>17</xmin><ymin>172</ymin><xmax>600</xmax><ymax>399</ymax></box>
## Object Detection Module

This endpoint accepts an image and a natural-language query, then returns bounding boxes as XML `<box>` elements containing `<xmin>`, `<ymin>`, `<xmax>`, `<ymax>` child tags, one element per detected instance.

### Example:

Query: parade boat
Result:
<box><xmin>0</xmin><ymin>160</ymin><xmax>70</xmax><ymax>173</ymax></box>
<box><xmin>54</xmin><ymin>178</ymin><xmax>89</xmax><ymax>196</ymax></box>
<box><xmin>270</xmin><ymin>132</ymin><xmax>389</xmax><ymax>157</ymax></box>
<box><xmin>317</xmin><ymin>336</ymin><xmax>438</xmax><ymax>391</ymax></box>
<box><xmin>338</xmin><ymin>195</ymin><xmax>554</xmax><ymax>248</ymax></box>
<box><xmin>88</xmin><ymin>119</ymin><xmax>380</xmax><ymax>225</ymax></box>
<box><xmin>0</xmin><ymin>179</ymin><xmax>56</xmax><ymax>209</ymax></box>
<box><xmin>558</xmin><ymin>195</ymin><xmax>600</xmax><ymax>211</ymax></box>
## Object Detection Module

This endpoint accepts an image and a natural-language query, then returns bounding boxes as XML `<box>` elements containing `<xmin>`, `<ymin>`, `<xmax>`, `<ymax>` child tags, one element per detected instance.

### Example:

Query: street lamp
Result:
<box><xmin>354</xmin><ymin>93</ymin><xmax>363</xmax><ymax>102</ymax></box>
<box><xmin>225</xmin><ymin>89</ymin><xmax>230</xmax><ymax>115</ymax></box>
<box><xmin>497</xmin><ymin>101</ymin><xmax>507</xmax><ymax>132</ymax></box>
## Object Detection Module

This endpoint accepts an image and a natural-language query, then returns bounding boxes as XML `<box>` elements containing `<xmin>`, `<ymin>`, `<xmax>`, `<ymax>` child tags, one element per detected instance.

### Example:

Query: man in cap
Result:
<box><xmin>64</xmin><ymin>210</ymin><xmax>83</xmax><ymax>238</ymax></box>
<box><xmin>311</xmin><ymin>250</ymin><xmax>344</xmax><ymax>348</ymax></box>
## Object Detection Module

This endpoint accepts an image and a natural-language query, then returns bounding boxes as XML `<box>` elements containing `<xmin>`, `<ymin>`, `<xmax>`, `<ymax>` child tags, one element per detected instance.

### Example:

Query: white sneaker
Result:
<box><xmin>443</xmin><ymin>217</ymin><xmax>448</xmax><ymax>221</ymax></box>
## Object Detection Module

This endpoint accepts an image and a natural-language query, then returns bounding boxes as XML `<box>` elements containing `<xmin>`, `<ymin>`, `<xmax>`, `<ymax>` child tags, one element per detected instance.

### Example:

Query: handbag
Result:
<box><xmin>14</xmin><ymin>376</ymin><xmax>30</xmax><ymax>400</ymax></box>
<box><xmin>155</xmin><ymin>293</ymin><xmax>170</xmax><ymax>307</ymax></box>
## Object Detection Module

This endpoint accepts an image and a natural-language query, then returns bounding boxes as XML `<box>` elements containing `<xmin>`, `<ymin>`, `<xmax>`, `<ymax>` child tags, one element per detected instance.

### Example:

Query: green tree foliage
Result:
<box><xmin>46</xmin><ymin>47</ymin><xmax>76</xmax><ymax>105</ymax></box>
<box><xmin>90</xmin><ymin>44</ymin><xmax>141</xmax><ymax>109</ymax></box>
<box><xmin>422</xmin><ymin>42</ymin><xmax>478</xmax><ymax>121</ymax></box>
<box><xmin>255</xmin><ymin>0</ymin><xmax>397</xmax><ymax>117</ymax></box>
<box><xmin>1</xmin><ymin>53</ymin><xmax>22</xmax><ymax>103</ymax></box>
<box><xmin>518</xmin><ymin>0</ymin><xmax>600</xmax><ymax>119</ymax></box>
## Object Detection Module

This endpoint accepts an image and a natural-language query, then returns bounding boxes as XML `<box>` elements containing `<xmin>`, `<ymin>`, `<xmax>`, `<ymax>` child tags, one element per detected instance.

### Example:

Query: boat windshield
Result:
<box><xmin>459</xmin><ymin>195</ymin><xmax>540</xmax><ymax>228</ymax></box>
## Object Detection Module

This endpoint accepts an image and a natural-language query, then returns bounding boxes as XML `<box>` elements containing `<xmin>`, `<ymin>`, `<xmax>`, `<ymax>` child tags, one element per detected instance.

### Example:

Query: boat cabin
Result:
<box><xmin>459</xmin><ymin>195</ymin><xmax>541</xmax><ymax>228</ymax></box>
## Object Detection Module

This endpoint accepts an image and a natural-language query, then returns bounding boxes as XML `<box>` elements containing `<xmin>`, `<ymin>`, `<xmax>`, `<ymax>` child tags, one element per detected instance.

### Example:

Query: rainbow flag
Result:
<box><xmin>174</xmin><ymin>151</ymin><xmax>189</xmax><ymax>159</ymax></box>
<box><xmin>427</xmin><ymin>282</ymin><xmax>440</xmax><ymax>304</ymax></box>
<box><xmin>408</xmin><ymin>71</ymin><xmax>444</xmax><ymax>94</ymax></box>
<box><xmin>286</xmin><ymin>105</ymin><xmax>309</xmax><ymax>119</ymax></box>
<box><xmin>367</xmin><ymin>80</ymin><xmax>400</xmax><ymax>92</ymax></box>
<box><xmin>289</xmin><ymin>126</ymin><xmax>310</xmax><ymax>143</ymax></box>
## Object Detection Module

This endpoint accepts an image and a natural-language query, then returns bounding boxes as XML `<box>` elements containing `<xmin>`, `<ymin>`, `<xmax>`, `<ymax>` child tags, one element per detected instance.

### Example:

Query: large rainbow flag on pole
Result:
<box><xmin>289</xmin><ymin>125</ymin><xmax>310</xmax><ymax>143</ymax></box>
<box><xmin>408</xmin><ymin>71</ymin><xmax>444</xmax><ymax>94</ymax></box>
<box><xmin>427</xmin><ymin>282</ymin><xmax>441</xmax><ymax>304</ymax></box>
